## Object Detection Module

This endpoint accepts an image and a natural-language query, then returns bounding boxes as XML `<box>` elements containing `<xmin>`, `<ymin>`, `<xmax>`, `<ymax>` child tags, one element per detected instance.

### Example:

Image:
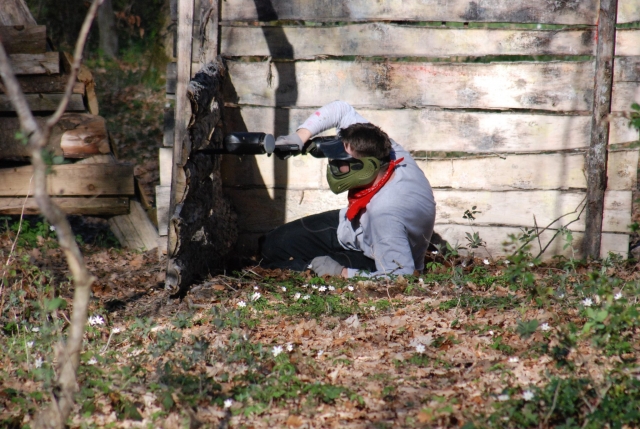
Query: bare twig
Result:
<box><xmin>0</xmin><ymin>1</ymin><xmax>103</xmax><ymax>428</ymax></box>
<box><xmin>542</xmin><ymin>380</ymin><xmax>562</xmax><ymax>428</ymax></box>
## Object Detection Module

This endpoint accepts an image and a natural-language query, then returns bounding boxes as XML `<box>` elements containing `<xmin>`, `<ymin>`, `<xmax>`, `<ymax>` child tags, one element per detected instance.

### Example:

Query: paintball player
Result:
<box><xmin>260</xmin><ymin>101</ymin><xmax>436</xmax><ymax>278</ymax></box>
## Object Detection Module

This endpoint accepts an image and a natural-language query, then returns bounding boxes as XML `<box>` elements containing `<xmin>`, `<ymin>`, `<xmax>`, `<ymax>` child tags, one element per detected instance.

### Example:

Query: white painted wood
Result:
<box><xmin>221</xmin><ymin>25</ymin><xmax>595</xmax><ymax>58</ymax></box>
<box><xmin>159</xmin><ymin>147</ymin><xmax>173</xmax><ymax>186</ymax></box>
<box><xmin>618</xmin><ymin>0</ymin><xmax>640</xmax><ymax>24</ymax></box>
<box><xmin>612</xmin><ymin>82</ymin><xmax>640</xmax><ymax>112</ymax></box>
<box><xmin>226</xmin><ymin>60</ymin><xmax>595</xmax><ymax>111</ymax></box>
<box><xmin>156</xmin><ymin>185</ymin><xmax>171</xmax><ymax>235</ymax></box>
<box><xmin>221</xmin><ymin>0</ymin><xmax>599</xmax><ymax>25</ymax></box>
<box><xmin>615</xmin><ymin>30</ymin><xmax>640</xmax><ymax>56</ymax></box>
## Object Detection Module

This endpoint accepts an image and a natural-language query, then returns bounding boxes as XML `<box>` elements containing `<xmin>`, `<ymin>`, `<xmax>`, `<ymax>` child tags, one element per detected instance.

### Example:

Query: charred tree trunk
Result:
<box><xmin>165</xmin><ymin>58</ymin><xmax>237</xmax><ymax>294</ymax></box>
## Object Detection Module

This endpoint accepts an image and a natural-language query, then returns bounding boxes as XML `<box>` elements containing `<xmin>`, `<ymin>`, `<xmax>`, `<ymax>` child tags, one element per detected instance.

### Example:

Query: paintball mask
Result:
<box><xmin>311</xmin><ymin>137</ymin><xmax>385</xmax><ymax>194</ymax></box>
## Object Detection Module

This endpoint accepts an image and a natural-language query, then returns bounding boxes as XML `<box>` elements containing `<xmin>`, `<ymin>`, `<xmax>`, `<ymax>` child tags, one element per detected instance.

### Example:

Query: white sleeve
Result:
<box><xmin>297</xmin><ymin>101</ymin><xmax>369</xmax><ymax>136</ymax></box>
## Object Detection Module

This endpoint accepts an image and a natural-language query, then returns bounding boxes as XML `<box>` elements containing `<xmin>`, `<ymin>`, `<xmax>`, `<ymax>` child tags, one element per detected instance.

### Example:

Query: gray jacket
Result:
<box><xmin>299</xmin><ymin>101</ymin><xmax>436</xmax><ymax>277</ymax></box>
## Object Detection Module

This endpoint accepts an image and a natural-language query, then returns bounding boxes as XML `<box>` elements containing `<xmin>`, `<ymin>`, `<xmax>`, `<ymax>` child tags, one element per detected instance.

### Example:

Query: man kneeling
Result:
<box><xmin>260</xmin><ymin>101</ymin><xmax>436</xmax><ymax>278</ymax></box>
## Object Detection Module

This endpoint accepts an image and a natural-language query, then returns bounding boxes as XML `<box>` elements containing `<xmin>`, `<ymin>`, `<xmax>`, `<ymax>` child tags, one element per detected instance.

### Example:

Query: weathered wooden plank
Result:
<box><xmin>0</xmin><ymin>197</ymin><xmax>129</xmax><ymax>215</ymax></box>
<box><xmin>422</xmin><ymin>150</ymin><xmax>638</xmax><ymax>191</ymax></box>
<box><xmin>222</xmin><ymin>149</ymin><xmax>638</xmax><ymax>193</ymax></box>
<box><xmin>166</xmin><ymin>62</ymin><xmax>177</xmax><ymax>94</ymax></box>
<box><xmin>612</xmin><ymin>82</ymin><xmax>640</xmax><ymax>112</ymax></box>
<box><xmin>222</xmin><ymin>25</ymin><xmax>595</xmax><ymax>58</ymax></box>
<box><xmin>434</xmin><ymin>225</ymin><xmax>627</xmax><ymax>259</ymax></box>
<box><xmin>614</xmin><ymin>57</ymin><xmax>640</xmax><ymax>82</ymax></box>
<box><xmin>0</xmin><ymin>114</ymin><xmax>110</xmax><ymax>159</ymax></box>
<box><xmin>227</xmin><ymin>106</ymin><xmax>639</xmax><ymax>150</ymax></box>
<box><xmin>78</xmin><ymin>63</ymin><xmax>99</xmax><ymax>115</ymax></box>
<box><xmin>615</xmin><ymin>30</ymin><xmax>640</xmax><ymax>56</ymax></box>
<box><xmin>0</xmin><ymin>93</ymin><xmax>85</xmax><ymax>112</ymax></box>
<box><xmin>226</xmin><ymin>60</ymin><xmax>595</xmax><ymax>111</ymax></box>
<box><xmin>0</xmin><ymin>75</ymin><xmax>84</xmax><ymax>94</ymax></box>
<box><xmin>0</xmin><ymin>163</ymin><xmax>135</xmax><ymax>197</ymax></box>
<box><xmin>0</xmin><ymin>0</ymin><xmax>37</xmax><ymax>25</ymax></box>
<box><xmin>433</xmin><ymin>189</ymin><xmax>630</xmax><ymax>233</ymax></box>
<box><xmin>222</xmin><ymin>0</ymin><xmax>599</xmax><ymax>25</ymax></box>
<box><xmin>0</xmin><ymin>25</ymin><xmax>46</xmax><ymax>54</ymax></box>
<box><xmin>8</xmin><ymin>52</ymin><xmax>59</xmax><ymax>75</ymax></box>
<box><xmin>159</xmin><ymin>147</ymin><xmax>173</xmax><ymax>186</ymax></box>
<box><xmin>618</xmin><ymin>0</ymin><xmax>640</xmax><ymax>24</ymax></box>
<box><xmin>163</xmin><ymin>106</ymin><xmax>175</xmax><ymax>146</ymax></box>
<box><xmin>198</xmin><ymin>0</ymin><xmax>219</xmax><ymax>65</ymax></box>
<box><xmin>156</xmin><ymin>185</ymin><xmax>171</xmax><ymax>235</ymax></box>
<box><xmin>108</xmin><ymin>200</ymin><xmax>159</xmax><ymax>251</ymax></box>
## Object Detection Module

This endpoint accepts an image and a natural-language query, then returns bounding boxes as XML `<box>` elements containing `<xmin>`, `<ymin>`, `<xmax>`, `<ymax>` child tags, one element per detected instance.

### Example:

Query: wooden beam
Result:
<box><xmin>0</xmin><ymin>197</ymin><xmax>129</xmax><ymax>215</ymax></box>
<box><xmin>169</xmin><ymin>0</ymin><xmax>195</xmax><ymax>256</ymax></box>
<box><xmin>0</xmin><ymin>163</ymin><xmax>135</xmax><ymax>197</ymax></box>
<box><xmin>221</xmin><ymin>0</ymin><xmax>599</xmax><ymax>25</ymax></box>
<box><xmin>0</xmin><ymin>25</ymin><xmax>46</xmax><ymax>54</ymax></box>
<box><xmin>0</xmin><ymin>76</ymin><xmax>84</xmax><ymax>94</ymax></box>
<box><xmin>108</xmin><ymin>200</ymin><xmax>159</xmax><ymax>251</ymax></box>
<box><xmin>221</xmin><ymin>26</ymin><xmax>596</xmax><ymax>58</ymax></box>
<box><xmin>8</xmin><ymin>52</ymin><xmax>59</xmax><ymax>75</ymax></box>
<box><xmin>0</xmin><ymin>114</ymin><xmax>110</xmax><ymax>159</ymax></box>
<box><xmin>225</xmin><ymin>60</ymin><xmax>595</xmax><ymax>112</ymax></box>
<box><xmin>583</xmin><ymin>0</ymin><xmax>618</xmax><ymax>258</ymax></box>
<box><xmin>615</xmin><ymin>29</ymin><xmax>640</xmax><ymax>56</ymax></box>
<box><xmin>198</xmin><ymin>0</ymin><xmax>219</xmax><ymax>65</ymax></box>
<box><xmin>0</xmin><ymin>0</ymin><xmax>37</xmax><ymax>25</ymax></box>
<box><xmin>0</xmin><ymin>93</ymin><xmax>85</xmax><ymax>112</ymax></box>
<box><xmin>618</xmin><ymin>0</ymin><xmax>640</xmax><ymax>23</ymax></box>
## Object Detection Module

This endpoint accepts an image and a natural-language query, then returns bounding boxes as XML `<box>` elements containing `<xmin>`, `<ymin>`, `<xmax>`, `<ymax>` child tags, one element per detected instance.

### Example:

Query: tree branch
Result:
<box><xmin>0</xmin><ymin>1</ymin><xmax>103</xmax><ymax>428</ymax></box>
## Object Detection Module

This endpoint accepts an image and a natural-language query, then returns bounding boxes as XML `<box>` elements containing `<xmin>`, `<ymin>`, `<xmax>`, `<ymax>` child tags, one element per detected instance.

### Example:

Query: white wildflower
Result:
<box><xmin>223</xmin><ymin>399</ymin><xmax>233</xmax><ymax>409</ymax></box>
<box><xmin>540</xmin><ymin>323</ymin><xmax>551</xmax><ymax>332</ymax></box>
<box><xmin>528</xmin><ymin>263</ymin><xmax>534</xmax><ymax>267</ymax></box>
<box><xmin>27</xmin><ymin>341</ymin><xmax>34</xmax><ymax>348</ymax></box>
<box><xmin>286</xmin><ymin>343</ymin><xmax>294</xmax><ymax>352</ymax></box>
<box><xmin>508</xmin><ymin>357</ymin><xmax>519</xmax><ymax>363</ymax></box>
<box><xmin>31</xmin><ymin>327</ymin><xmax>40</xmax><ymax>332</ymax></box>
<box><xmin>281</xmin><ymin>286</ymin><xmax>287</xmax><ymax>292</ymax></box>
<box><xmin>317</xmin><ymin>350</ymin><xmax>324</xmax><ymax>358</ymax></box>
<box><xmin>497</xmin><ymin>394</ymin><xmax>510</xmax><ymax>402</ymax></box>
<box><xmin>111</xmin><ymin>327</ymin><xmax>121</xmax><ymax>334</ymax></box>
<box><xmin>49</xmin><ymin>225</ymin><xmax>55</xmax><ymax>232</ymax></box>
<box><xmin>595</xmin><ymin>295</ymin><xmax>602</xmax><ymax>304</ymax></box>
<box><xmin>34</xmin><ymin>357</ymin><xmax>43</xmax><ymax>368</ymax></box>
<box><xmin>614</xmin><ymin>292</ymin><xmax>622</xmax><ymax>300</ymax></box>
<box><xmin>415</xmin><ymin>344</ymin><xmax>426</xmax><ymax>354</ymax></box>
<box><xmin>272</xmin><ymin>345</ymin><xmax>283</xmax><ymax>357</ymax></box>
<box><xmin>251</xmin><ymin>292</ymin><xmax>261</xmax><ymax>301</ymax></box>
<box><xmin>237</xmin><ymin>300</ymin><xmax>247</xmax><ymax>308</ymax></box>
<box><xmin>418</xmin><ymin>278</ymin><xmax>424</xmax><ymax>284</ymax></box>
<box><xmin>483</xmin><ymin>259</ymin><xmax>490</xmax><ymax>265</ymax></box>
<box><xmin>311</xmin><ymin>285</ymin><xmax>318</xmax><ymax>290</ymax></box>
<box><xmin>488</xmin><ymin>331</ymin><xmax>494</xmax><ymax>336</ymax></box>
<box><xmin>254</xmin><ymin>286</ymin><xmax>259</xmax><ymax>290</ymax></box>
<box><xmin>504</xmin><ymin>260</ymin><xmax>511</xmax><ymax>265</ymax></box>
<box><xmin>302</xmin><ymin>284</ymin><xmax>308</xmax><ymax>288</ymax></box>
<box><xmin>558</xmin><ymin>293</ymin><xmax>565</xmax><ymax>299</ymax></box>
<box><xmin>328</xmin><ymin>286</ymin><xmax>335</xmax><ymax>291</ymax></box>
<box><xmin>582</xmin><ymin>298</ymin><xmax>593</xmax><ymax>307</ymax></box>
<box><xmin>319</xmin><ymin>286</ymin><xmax>327</xmax><ymax>292</ymax></box>
<box><xmin>522</xmin><ymin>390</ymin><xmax>534</xmax><ymax>401</ymax></box>
<box><xmin>293</xmin><ymin>293</ymin><xmax>301</xmax><ymax>300</ymax></box>
<box><xmin>431</xmin><ymin>250</ymin><xmax>438</xmax><ymax>255</ymax></box>
<box><xmin>347</xmin><ymin>285</ymin><xmax>354</xmax><ymax>291</ymax></box>
<box><xmin>302</xmin><ymin>295</ymin><xmax>310</xmax><ymax>300</ymax></box>
<box><xmin>89</xmin><ymin>315</ymin><xmax>105</xmax><ymax>326</ymax></box>
<box><xmin>87</xmin><ymin>357</ymin><xmax>97</xmax><ymax>365</ymax></box>
<box><xmin>370</xmin><ymin>306</ymin><xmax>376</xmax><ymax>312</ymax></box>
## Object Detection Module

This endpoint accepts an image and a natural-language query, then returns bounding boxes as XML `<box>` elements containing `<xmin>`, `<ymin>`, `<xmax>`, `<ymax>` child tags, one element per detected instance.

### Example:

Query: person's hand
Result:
<box><xmin>275</xmin><ymin>132</ymin><xmax>304</xmax><ymax>150</ymax></box>
<box><xmin>309</xmin><ymin>256</ymin><xmax>344</xmax><ymax>277</ymax></box>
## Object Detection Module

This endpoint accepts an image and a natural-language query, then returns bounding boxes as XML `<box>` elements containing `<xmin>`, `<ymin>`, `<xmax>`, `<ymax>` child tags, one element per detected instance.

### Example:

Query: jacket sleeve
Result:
<box><xmin>346</xmin><ymin>213</ymin><xmax>417</xmax><ymax>278</ymax></box>
<box><xmin>297</xmin><ymin>101</ymin><xmax>369</xmax><ymax>136</ymax></box>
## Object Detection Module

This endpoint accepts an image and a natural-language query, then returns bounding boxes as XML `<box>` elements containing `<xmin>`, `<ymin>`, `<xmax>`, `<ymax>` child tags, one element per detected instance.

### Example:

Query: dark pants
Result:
<box><xmin>260</xmin><ymin>210</ymin><xmax>377</xmax><ymax>272</ymax></box>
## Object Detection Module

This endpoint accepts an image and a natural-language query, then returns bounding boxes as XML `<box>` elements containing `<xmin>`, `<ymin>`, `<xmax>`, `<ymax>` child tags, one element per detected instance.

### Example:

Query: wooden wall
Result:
<box><xmin>168</xmin><ymin>0</ymin><xmax>640</xmax><ymax>260</ymax></box>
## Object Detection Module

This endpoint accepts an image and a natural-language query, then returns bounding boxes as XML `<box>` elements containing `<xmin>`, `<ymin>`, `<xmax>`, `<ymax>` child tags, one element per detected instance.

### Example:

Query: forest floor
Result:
<box><xmin>2</xmin><ymin>59</ymin><xmax>640</xmax><ymax>429</ymax></box>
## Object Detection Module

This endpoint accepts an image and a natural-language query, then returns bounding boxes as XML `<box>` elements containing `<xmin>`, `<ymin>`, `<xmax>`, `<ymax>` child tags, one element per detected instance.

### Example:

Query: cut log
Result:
<box><xmin>221</xmin><ymin>26</ymin><xmax>596</xmax><ymax>58</ymax></box>
<box><xmin>8</xmin><ymin>52</ymin><xmax>60</xmax><ymax>75</ymax></box>
<box><xmin>222</xmin><ymin>0</ymin><xmax>599</xmax><ymax>25</ymax></box>
<box><xmin>77</xmin><ymin>61</ymin><xmax>99</xmax><ymax>115</ymax></box>
<box><xmin>108</xmin><ymin>200</ymin><xmax>159</xmax><ymax>251</ymax></box>
<box><xmin>0</xmin><ymin>25</ymin><xmax>46</xmax><ymax>54</ymax></box>
<box><xmin>0</xmin><ymin>114</ymin><xmax>110</xmax><ymax>159</ymax></box>
<box><xmin>0</xmin><ymin>0</ymin><xmax>37</xmax><ymax>25</ymax></box>
<box><xmin>0</xmin><ymin>93</ymin><xmax>85</xmax><ymax>112</ymax></box>
<box><xmin>0</xmin><ymin>163</ymin><xmax>135</xmax><ymax>197</ymax></box>
<box><xmin>0</xmin><ymin>76</ymin><xmax>84</xmax><ymax>95</ymax></box>
<box><xmin>226</xmin><ymin>60</ymin><xmax>595</xmax><ymax>112</ymax></box>
<box><xmin>166</xmin><ymin>58</ymin><xmax>238</xmax><ymax>294</ymax></box>
<box><xmin>0</xmin><ymin>197</ymin><xmax>129</xmax><ymax>215</ymax></box>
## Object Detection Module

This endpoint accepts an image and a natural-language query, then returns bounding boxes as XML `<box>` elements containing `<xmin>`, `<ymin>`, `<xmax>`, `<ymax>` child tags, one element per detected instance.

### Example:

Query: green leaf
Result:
<box><xmin>45</xmin><ymin>297</ymin><xmax>68</xmax><ymax>312</ymax></box>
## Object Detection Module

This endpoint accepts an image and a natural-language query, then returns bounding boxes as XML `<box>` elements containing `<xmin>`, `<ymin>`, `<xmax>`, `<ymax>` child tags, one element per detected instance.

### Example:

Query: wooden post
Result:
<box><xmin>198</xmin><ymin>0</ymin><xmax>220</xmax><ymax>65</ymax></box>
<box><xmin>168</xmin><ymin>0</ymin><xmax>194</xmax><ymax>257</ymax></box>
<box><xmin>583</xmin><ymin>0</ymin><xmax>618</xmax><ymax>259</ymax></box>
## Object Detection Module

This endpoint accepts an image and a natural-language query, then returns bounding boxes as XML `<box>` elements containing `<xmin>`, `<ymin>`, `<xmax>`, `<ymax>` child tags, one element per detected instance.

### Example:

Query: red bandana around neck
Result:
<box><xmin>346</xmin><ymin>157</ymin><xmax>404</xmax><ymax>221</ymax></box>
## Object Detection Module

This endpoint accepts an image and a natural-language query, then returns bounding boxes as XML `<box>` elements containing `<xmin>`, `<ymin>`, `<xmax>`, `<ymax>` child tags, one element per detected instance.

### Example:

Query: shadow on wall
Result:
<box><xmin>222</xmin><ymin>0</ymin><xmax>297</xmax><ymax>265</ymax></box>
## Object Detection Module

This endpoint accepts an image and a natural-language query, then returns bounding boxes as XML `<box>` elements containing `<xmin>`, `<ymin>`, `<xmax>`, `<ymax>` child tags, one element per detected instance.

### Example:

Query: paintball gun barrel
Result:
<box><xmin>198</xmin><ymin>132</ymin><xmax>338</xmax><ymax>159</ymax></box>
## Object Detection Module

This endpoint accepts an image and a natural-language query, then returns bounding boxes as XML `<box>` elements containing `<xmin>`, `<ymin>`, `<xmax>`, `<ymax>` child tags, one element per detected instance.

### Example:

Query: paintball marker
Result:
<box><xmin>198</xmin><ymin>132</ymin><xmax>341</xmax><ymax>159</ymax></box>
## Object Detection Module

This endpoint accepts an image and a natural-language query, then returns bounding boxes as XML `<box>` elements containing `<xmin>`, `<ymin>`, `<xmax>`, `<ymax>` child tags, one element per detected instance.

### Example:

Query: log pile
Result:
<box><xmin>0</xmin><ymin>0</ymin><xmax>158</xmax><ymax>251</ymax></box>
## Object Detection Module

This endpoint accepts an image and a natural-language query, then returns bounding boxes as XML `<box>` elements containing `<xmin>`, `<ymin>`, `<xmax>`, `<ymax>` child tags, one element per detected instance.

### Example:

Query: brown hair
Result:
<box><xmin>340</xmin><ymin>122</ymin><xmax>392</xmax><ymax>160</ymax></box>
